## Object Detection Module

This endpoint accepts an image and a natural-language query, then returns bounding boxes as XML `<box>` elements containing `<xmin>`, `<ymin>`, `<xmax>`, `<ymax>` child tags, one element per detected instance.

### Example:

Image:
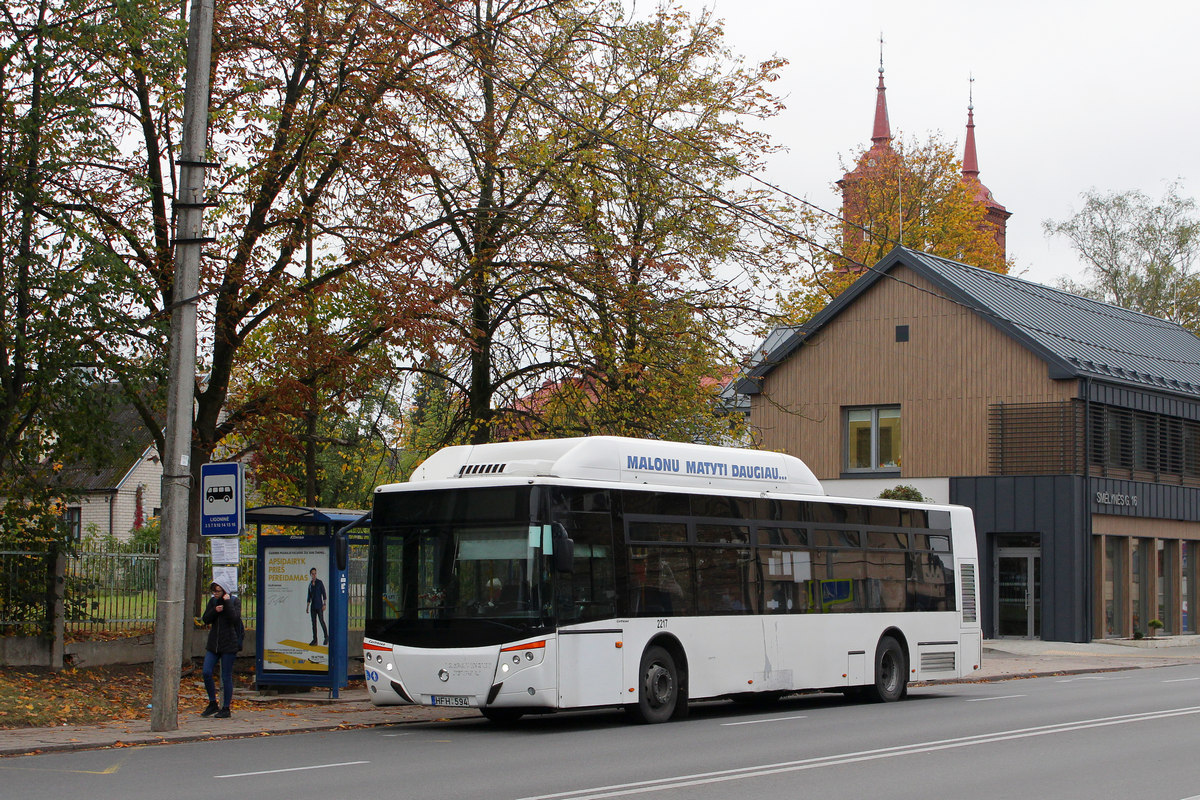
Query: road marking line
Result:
<box><xmin>1163</xmin><ymin>677</ymin><xmax>1200</xmax><ymax>683</ymax></box>
<box><xmin>215</xmin><ymin>760</ymin><xmax>368</xmax><ymax>779</ymax></box>
<box><xmin>965</xmin><ymin>694</ymin><xmax>1026</xmax><ymax>702</ymax></box>
<box><xmin>721</xmin><ymin>715</ymin><xmax>808</xmax><ymax>726</ymax></box>
<box><xmin>1055</xmin><ymin>676</ymin><xmax>1128</xmax><ymax>683</ymax></box>
<box><xmin>515</xmin><ymin>706</ymin><xmax>1200</xmax><ymax>800</ymax></box>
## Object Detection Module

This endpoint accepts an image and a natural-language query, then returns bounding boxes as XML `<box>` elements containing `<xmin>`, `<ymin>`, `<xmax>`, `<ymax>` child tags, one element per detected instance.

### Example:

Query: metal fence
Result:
<box><xmin>0</xmin><ymin>548</ymin><xmax>58</xmax><ymax>636</ymax></box>
<box><xmin>0</xmin><ymin>543</ymin><xmax>368</xmax><ymax>637</ymax></box>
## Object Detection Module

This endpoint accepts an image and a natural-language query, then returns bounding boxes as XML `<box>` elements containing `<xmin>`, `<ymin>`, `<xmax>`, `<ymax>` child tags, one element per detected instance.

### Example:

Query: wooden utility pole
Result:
<box><xmin>151</xmin><ymin>0</ymin><xmax>213</xmax><ymax>732</ymax></box>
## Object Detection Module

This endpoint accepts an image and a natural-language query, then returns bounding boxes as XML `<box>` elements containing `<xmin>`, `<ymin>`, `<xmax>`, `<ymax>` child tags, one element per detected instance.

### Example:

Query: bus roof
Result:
<box><xmin>388</xmin><ymin>436</ymin><xmax>825</xmax><ymax>496</ymax></box>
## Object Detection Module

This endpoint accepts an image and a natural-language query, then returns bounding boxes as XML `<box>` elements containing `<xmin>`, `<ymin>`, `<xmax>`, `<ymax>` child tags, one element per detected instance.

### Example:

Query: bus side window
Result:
<box><xmin>696</xmin><ymin>547</ymin><xmax>754</xmax><ymax>614</ymax></box>
<box><xmin>759</xmin><ymin>547</ymin><xmax>814</xmax><ymax>614</ymax></box>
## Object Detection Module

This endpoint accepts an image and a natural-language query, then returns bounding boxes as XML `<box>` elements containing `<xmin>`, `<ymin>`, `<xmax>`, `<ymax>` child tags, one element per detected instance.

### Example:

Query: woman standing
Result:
<box><xmin>200</xmin><ymin>580</ymin><xmax>242</xmax><ymax>718</ymax></box>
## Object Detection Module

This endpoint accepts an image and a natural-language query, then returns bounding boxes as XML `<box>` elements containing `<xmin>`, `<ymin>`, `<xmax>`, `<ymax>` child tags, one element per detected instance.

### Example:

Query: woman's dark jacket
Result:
<box><xmin>202</xmin><ymin>594</ymin><xmax>243</xmax><ymax>654</ymax></box>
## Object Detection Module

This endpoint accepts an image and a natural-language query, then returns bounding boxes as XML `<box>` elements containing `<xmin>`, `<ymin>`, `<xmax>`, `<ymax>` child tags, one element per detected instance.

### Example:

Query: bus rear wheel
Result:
<box><xmin>867</xmin><ymin>635</ymin><xmax>907</xmax><ymax>703</ymax></box>
<box><xmin>631</xmin><ymin>645</ymin><xmax>679</xmax><ymax>724</ymax></box>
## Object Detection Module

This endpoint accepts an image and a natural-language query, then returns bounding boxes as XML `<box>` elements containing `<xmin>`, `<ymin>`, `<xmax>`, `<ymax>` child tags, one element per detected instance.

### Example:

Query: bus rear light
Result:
<box><xmin>501</xmin><ymin>640</ymin><xmax>545</xmax><ymax>652</ymax></box>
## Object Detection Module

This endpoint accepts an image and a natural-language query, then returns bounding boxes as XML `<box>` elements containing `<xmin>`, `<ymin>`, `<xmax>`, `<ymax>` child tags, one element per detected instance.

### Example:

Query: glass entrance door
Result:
<box><xmin>996</xmin><ymin>549</ymin><xmax>1041</xmax><ymax>638</ymax></box>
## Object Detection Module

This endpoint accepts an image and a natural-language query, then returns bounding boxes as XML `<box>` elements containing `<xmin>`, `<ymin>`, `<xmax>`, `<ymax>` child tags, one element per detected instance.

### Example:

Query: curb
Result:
<box><xmin>0</xmin><ymin>667</ymin><xmax>1106</xmax><ymax>758</ymax></box>
<box><xmin>5</xmin><ymin>656</ymin><xmax>1198</xmax><ymax>759</ymax></box>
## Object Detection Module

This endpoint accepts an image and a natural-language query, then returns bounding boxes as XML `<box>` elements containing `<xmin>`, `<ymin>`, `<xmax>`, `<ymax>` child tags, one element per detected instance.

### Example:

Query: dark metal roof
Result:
<box><xmin>54</xmin><ymin>402</ymin><xmax>158</xmax><ymax>493</ymax></box>
<box><xmin>740</xmin><ymin>246</ymin><xmax>1200</xmax><ymax>399</ymax></box>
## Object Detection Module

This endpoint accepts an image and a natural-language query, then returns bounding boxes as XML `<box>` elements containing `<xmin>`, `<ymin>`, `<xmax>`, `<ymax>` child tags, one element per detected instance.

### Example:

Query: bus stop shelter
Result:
<box><xmin>246</xmin><ymin>506</ymin><xmax>369</xmax><ymax>698</ymax></box>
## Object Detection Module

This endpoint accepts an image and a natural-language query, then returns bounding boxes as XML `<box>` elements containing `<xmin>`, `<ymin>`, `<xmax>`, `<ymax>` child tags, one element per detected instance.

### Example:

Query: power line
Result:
<box><xmin>363</xmin><ymin>0</ymin><xmax>1200</xmax><ymax>373</ymax></box>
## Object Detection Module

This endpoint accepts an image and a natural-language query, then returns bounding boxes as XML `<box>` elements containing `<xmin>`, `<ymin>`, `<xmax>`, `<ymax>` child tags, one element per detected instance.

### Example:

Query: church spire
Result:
<box><xmin>872</xmin><ymin>36</ymin><xmax>891</xmax><ymax>145</ymax></box>
<box><xmin>962</xmin><ymin>75</ymin><xmax>979</xmax><ymax>178</ymax></box>
<box><xmin>959</xmin><ymin>75</ymin><xmax>1011</xmax><ymax>259</ymax></box>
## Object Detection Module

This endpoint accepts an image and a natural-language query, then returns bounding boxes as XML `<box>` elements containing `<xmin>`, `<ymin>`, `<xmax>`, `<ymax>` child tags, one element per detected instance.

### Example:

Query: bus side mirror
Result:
<box><xmin>550</xmin><ymin>524</ymin><xmax>574</xmax><ymax>573</ymax></box>
<box><xmin>334</xmin><ymin>512</ymin><xmax>369</xmax><ymax>572</ymax></box>
<box><xmin>553</xmin><ymin>537</ymin><xmax>574</xmax><ymax>573</ymax></box>
<box><xmin>335</xmin><ymin>532</ymin><xmax>349</xmax><ymax>571</ymax></box>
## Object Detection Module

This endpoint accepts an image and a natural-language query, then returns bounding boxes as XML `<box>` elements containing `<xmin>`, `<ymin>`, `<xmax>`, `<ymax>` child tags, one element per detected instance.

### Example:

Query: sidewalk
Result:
<box><xmin>4</xmin><ymin>637</ymin><xmax>1199</xmax><ymax>758</ymax></box>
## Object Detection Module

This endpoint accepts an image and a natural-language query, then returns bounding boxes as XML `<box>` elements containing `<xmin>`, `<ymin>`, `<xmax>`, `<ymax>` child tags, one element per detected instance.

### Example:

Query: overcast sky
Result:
<box><xmin>665</xmin><ymin>0</ymin><xmax>1199</xmax><ymax>288</ymax></box>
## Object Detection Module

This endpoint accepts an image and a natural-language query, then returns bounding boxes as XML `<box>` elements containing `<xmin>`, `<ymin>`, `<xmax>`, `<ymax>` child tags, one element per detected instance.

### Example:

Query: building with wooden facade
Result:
<box><xmin>737</xmin><ymin>247</ymin><xmax>1200</xmax><ymax>642</ymax></box>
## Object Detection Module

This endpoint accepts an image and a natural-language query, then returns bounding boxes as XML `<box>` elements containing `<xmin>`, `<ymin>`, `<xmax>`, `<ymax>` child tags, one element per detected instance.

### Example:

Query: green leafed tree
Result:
<box><xmin>0</xmin><ymin>0</ymin><xmax>152</xmax><ymax>544</ymax></box>
<box><xmin>1045</xmin><ymin>184</ymin><xmax>1200</xmax><ymax>333</ymax></box>
<box><xmin>536</xmin><ymin>5</ymin><xmax>790</xmax><ymax>444</ymax></box>
<box><xmin>400</xmin><ymin>1</ymin><xmax>793</xmax><ymax>445</ymax></box>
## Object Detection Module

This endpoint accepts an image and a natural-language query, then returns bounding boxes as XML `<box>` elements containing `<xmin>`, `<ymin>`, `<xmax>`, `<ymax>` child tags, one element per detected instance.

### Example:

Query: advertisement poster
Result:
<box><xmin>263</xmin><ymin>547</ymin><xmax>329</xmax><ymax>672</ymax></box>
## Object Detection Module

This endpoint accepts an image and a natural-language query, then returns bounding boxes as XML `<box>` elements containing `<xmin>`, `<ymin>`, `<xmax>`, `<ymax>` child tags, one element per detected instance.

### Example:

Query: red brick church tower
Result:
<box><xmin>836</xmin><ymin>58</ymin><xmax>898</xmax><ymax>256</ymax></box>
<box><xmin>838</xmin><ymin>61</ymin><xmax>1010</xmax><ymax>262</ymax></box>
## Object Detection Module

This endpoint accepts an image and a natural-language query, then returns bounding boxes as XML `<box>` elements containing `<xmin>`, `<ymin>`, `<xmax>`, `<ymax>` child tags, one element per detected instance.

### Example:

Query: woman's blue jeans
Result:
<box><xmin>203</xmin><ymin>650</ymin><xmax>237</xmax><ymax>709</ymax></box>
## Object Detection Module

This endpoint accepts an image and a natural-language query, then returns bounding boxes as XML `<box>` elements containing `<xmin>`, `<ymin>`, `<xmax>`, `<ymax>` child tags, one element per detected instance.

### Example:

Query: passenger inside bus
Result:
<box><xmin>630</xmin><ymin>554</ymin><xmax>681</xmax><ymax>615</ymax></box>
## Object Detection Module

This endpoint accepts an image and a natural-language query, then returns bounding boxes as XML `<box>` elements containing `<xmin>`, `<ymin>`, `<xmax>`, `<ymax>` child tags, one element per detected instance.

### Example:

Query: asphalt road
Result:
<box><xmin>5</xmin><ymin>664</ymin><xmax>1200</xmax><ymax>800</ymax></box>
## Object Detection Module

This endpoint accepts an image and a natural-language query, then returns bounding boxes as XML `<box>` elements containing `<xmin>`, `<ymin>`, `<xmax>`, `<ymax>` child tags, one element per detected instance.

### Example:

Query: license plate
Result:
<box><xmin>431</xmin><ymin>695</ymin><xmax>474</xmax><ymax>707</ymax></box>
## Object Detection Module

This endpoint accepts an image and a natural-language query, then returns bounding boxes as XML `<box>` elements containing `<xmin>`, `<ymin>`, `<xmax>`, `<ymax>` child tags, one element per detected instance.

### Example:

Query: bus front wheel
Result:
<box><xmin>631</xmin><ymin>645</ymin><xmax>679</xmax><ymax>724</ymax></box>
<box><xmin>867</xmin><ymin>635</ymin><xmax>907</xmax><ymax>703</ymax></box>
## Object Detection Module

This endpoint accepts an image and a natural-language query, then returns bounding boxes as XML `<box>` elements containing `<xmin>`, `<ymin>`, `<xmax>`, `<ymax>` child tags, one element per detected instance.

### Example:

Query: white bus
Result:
<box><xmin>362</xmin><ymin>437</ymin><xmax>981</xmax><ymax>723</ymax></box>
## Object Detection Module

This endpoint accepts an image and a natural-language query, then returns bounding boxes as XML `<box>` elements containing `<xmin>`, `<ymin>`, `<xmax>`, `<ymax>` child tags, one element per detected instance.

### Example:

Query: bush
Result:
<box><xmin>129</xmin><ymin>518</ymin><xmax>160</xmax><ymax>550</ymax></box>
<box><xmin>878</xmin><ymin>485</ymin><xmax>928</xmax><ymax>502</ymax></box>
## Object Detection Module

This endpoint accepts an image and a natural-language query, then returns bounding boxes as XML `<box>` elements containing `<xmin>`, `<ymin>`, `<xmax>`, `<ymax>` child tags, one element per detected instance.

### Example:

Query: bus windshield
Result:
<box><xmin>382</xmin><ymin>523</ymin><xmax>544</xmax><ymax>620</ymax></box>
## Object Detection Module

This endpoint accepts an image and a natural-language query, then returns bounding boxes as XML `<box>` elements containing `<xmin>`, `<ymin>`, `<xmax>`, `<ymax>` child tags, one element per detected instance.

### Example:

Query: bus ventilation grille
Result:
<box><xmin>458</xmin><ymin>463</ymin><xmax>506</xmax><ymax>476</ymax></box>
<box><xmin>921</xmin><ymin>651</ymin><xmax>956</xmax><ymax>672</ymax></box>
<box><xmin>960</xmin><ymin>563</ymin><xmax>977</xmax><ymax>623</ymax></box>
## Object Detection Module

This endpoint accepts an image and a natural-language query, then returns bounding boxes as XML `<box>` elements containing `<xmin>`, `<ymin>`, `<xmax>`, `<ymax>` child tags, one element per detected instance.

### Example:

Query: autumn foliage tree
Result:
<box><xmin>392</xmin><ymin>1</ymin><xmax>793</xmax><ymax>447</ymax></box>
<box><xmin>527</xmin><ymin>6</ymin><xmax>789</xmax><ymax>443</ymax></box>
<box><xmin>3</xmin><ymin>0</ymin><xmax>800</xmax><ymax>538</ymax></box>
<box><xmin>774</xmin><ymin>134</ymin><xmax>1008</xmax><ymax>328</ymax></box>
<box><xmin>1</xmin><ymin>0</ymin><xmax>471</xmax><ymax>605</ymax></box>
<box><xmin>837</xmin><ymin>133</ymin><xmax>1008</xmax><ymax>273</ymax></box>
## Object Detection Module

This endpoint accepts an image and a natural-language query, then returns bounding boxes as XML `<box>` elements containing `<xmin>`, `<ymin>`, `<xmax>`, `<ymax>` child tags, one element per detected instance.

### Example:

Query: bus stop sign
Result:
<box><xmin>200</xmin><ymin>462</ymin><xmax>244</xmax><ymax>537</ymax></box>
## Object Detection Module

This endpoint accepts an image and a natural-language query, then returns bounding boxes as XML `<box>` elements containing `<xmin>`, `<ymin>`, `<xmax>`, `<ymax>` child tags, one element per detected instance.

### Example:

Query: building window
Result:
<box><xmin>64</xmin><ymin>507</ymin><xmax>82</xmax><ymax>541</ymax></box>
<box><xmin>845</xmin><ymin>406</ymin><xmax>901</xmax><ymax>472</ymax></box>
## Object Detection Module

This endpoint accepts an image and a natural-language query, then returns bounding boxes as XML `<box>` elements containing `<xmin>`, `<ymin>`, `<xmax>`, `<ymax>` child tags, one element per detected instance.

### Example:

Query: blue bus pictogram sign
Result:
<box><xmin>200</xmin><ymin>462</ymin><xmax>244</xmax><ymax>537</ymax></box>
